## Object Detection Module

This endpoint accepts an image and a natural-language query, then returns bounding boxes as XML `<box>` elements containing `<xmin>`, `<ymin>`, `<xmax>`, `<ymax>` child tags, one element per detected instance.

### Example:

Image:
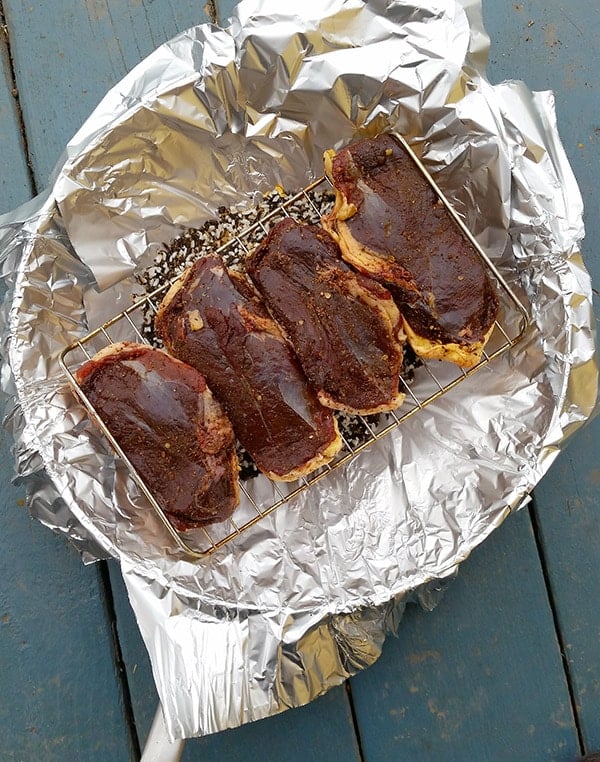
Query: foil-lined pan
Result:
<box><xmin>0</xmin><ymin>0</ymin><xmax>597</xmax><ymax>741</ymax></box>
<box><xmin>59</xmin><ymin>147</ymin><xmax>530</xmax><ymax>559</ymax></box>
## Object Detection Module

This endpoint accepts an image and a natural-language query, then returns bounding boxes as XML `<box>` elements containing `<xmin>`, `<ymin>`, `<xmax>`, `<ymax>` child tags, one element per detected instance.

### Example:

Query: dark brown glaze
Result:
<box><xmin>75</xmin><ymin>342</ymin><xmax>239</xmax><ymax>530</ymax></box>
<box><xmin>154</xmin><ymin>255</ymin><xmax>341</xmax><ymax>480</ymax></box>
<box><xmin>247</xmin><ymin>218</ymin><xmax>405</xmax><ymax>413</ymax></box>
<box><xmin>324</xmin><ymin>133</ymin><xmax>499</xmax><ymax>352</ymax></box>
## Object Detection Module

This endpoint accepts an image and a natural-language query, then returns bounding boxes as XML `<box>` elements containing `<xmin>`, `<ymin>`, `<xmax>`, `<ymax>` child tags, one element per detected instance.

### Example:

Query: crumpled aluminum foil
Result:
<box><xmin>0</xmin><ymin>0</ymin><xmax>597</xmax><ymax>741</ymax></box>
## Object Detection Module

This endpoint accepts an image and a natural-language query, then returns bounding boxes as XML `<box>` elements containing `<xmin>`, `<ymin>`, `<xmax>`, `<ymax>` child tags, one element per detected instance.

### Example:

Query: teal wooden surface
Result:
<box><xmin>483</xmin><ymin>0</ymin><xmax>600</xmax><ymax>276</ymax></box>
<box><xmin>350</xmin><ymin>508</ymin><xmax>579</xmax><ymax>761</ymax></box>
<box><xmin>0</xmin><ymin>1</ymin><xmax>598</xmax><ymax>760</ymax></box>
<box><xmin>182</xmin><ymin>686</ymin><xmax>361</xmax><ymax>762</ymax></box>
<box><xmin>0</xmin><ymin>12</ymin><xmax>32</xmax><ymax>210</ymax></box>
<box><xmin>532</xmin><ymin>418</ymin><xmax>600</xmax><ymax>752</ymax></box>
<box><xmin>0</xmin><ymin>432</ymin><xmax>135</xmax><ymax>761</ymax></box>
<box><xmin>483</xmin><ymin>0</ymin><xmax>600</xmax><ymax>754</ymax></box>
<box><xmin>214</xmin><ymin>0</ymin><xmax>239</xmax><ymax>27</ymax></box>
<box><xmin>108</xmin><ymin>565</ymin><xmax>157</xmax><ymax>749</ymax></box>
<box><xmin>1</xmin><ymin>9</ymin><xmax>136</xmax><ymax>756</ymax></box>
<box><xmin>1</xmin><ymin>0</ymin><xmax>211</xmax><ymax>197</ymax></box>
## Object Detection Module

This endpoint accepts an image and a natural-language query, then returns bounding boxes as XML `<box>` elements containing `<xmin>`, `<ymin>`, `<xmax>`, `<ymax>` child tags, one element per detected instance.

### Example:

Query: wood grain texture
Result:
<box><xmin>1</xmin><ymin>14</ymin><xmax>139</xmax><ymax>756</ymax></box>
<box><xmin>483</xmin><ymin>0</ymin><xmax>599</xmax><ymax>306</ymax></box>
<box><xmin>532</xmin><ymin>418</ymin><xmax>600</xmax><ymax>753</ymax></box>
<box><xmin>350</xmin><ymin>509</ymin><xmax>579</xmax><ymax>761</ymax></box>
<box><xmin>2</xmin><ymin>0</ymin><xmax>212</xmax><ymax>192</ymax></box>
<box><xmin>108</xmin><ymin>563</ymin><xmax>160</xmax><ymax>749</ymax></box>
<box><xmin>0</xmin><ymin>17</ymin><xmax>33</xmax><ymax>212</ymax></box>
<box><xmin>0</xmin><ymin>431</ymin><xmax>136</xmax><ymax>761</ymax></box>
<box><xmin>484</xmin><ymin>0</ymin><xmax>600</xmax><ymax>754</ymax></box>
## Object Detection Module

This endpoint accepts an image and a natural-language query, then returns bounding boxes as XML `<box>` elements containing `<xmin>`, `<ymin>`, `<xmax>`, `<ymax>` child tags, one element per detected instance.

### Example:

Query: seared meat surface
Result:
<box><xmin>323</xmin><ymin>133</ymin><xmax>499</xmax><ymax>367</ymax></box>
<box><xmin>155</xmin><ymin>255</ymin><xmax>341</xmax><ymax>481</ymax></box>
<box><xmin>247</xmin><ymin>218</ymin><xmax>405</xmax><ymax>414</ymax></box>
<box><xmin>75</xmin><ymin>342</ymin><xmax>239</xmax><ymax>530</ymax></box>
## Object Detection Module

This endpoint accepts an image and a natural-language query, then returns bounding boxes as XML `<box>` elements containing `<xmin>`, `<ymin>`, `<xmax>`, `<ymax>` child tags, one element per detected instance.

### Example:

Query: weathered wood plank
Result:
<box><xmin>483</xmin><ymin>0</ymin><xmax>599</xmax><ymax>291</ymax></box>
<box><xmin>2</xmin><ymin>11</ymin><xmax>138</xmax><ymax>755</ymax></box>
<box><xmin>350</xmin><ymin>508</ymin><xmax>579</xmax><ymax>760</ymax></box>
<box><xmin>107</xmin><ymin>563</ymin><xmax>158</xmax><ymax>749</ymax></box>
<box><xmin>532</xmin><ymin>418</ymin><xmax>600</xmax><ymax>753</ymax></box>
<box><xmin>2</xmin><ymin>0</ymin><xmax>212</xmax><ymax>190</ymax></box>
<box><xmin>0</xmin><ymin>16</ymin><xmax>33</xmax><ymax>212</ymax></box>
<box><xmin>0</xmin><ymin>431</ymin><xmax>136</xmax><ymax>761</ymax></box>
<box><xmin>182</xmin><ymin>685</ymin><xmax>361</xmax><ymax>762</ymax></box>
<box><xmin>214</xmin><ymin>0</ymin><xmax>239</xmax><ymax>27</ymax></box>
<box><xmin>484</xmin><ymin>0</ymin><xmax>600</xmax><ymax>753</ymax></box>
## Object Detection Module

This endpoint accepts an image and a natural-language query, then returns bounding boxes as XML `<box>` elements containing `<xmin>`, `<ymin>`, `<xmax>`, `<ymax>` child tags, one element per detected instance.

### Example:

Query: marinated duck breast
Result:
<box><xmin>323</xmin><ymin>133</ymin><xmax>499</xmax><ymax>368</ymax></box>
<box><xmin>155</xmin><ymin>255</ymin><xmax>342</xmax><ymax>481</ymax></box>
<box><xmin>74</xmin><ymin>342</ymin><xmax>239</xmax><ymax>530</ymax></box>
<box><xmin>247</xmin><ymin>218</ymin><xmax>405</xmax><ymax>414</ymax></box>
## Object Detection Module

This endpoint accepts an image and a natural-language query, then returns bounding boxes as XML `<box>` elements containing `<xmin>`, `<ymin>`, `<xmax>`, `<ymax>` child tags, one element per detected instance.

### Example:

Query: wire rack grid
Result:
<box><xmin>59</xmin><ymin>145</ymin><xmax>531</xmax><ymax>559</ymax></box>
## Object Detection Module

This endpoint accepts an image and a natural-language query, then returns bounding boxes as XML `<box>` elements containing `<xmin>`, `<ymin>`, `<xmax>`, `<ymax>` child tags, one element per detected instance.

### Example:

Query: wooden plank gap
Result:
<box><xmin>205</xmin><ymin>1</ymin><xmax>219</xmax><ymax>26</ymax></box>
<box><xmin>528</xmin><ymin>497</ymin><xmax>586</xmax><ymax>757</ymax></box>
<box><xmin>344</xmin><ymin>681</ymin><xmax>366</xmax><ymax>762</ymax></box>
<box><xmin>0</xmin><ymin>0</ymin><xmax>37</xmax><ymax>197</ymax></box>
<box><xmin>98</xmin><ymin>560</ymin><xmax>143</xmax><ymax>761</ymax></box>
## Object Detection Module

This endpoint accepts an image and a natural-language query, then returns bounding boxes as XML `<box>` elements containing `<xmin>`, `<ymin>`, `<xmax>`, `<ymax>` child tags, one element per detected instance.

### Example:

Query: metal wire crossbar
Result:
<box><xmin>60</xmin><ymin>145</ymin><xmax>531</xmax><ymax>559</ymax></box>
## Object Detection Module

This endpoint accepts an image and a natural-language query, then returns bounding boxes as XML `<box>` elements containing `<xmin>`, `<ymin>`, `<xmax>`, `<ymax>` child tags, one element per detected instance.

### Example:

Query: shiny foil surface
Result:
<box><xmin>0</xmin><ymin>0</ymin><xmax>597</xmax><ymax>740</ymax></box>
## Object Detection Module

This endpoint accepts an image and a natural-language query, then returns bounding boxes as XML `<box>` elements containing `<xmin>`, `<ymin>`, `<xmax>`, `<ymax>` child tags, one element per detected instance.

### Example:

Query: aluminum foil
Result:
<box><xmin>0</xmin><ymin>0</ymin><xmax>597</xmax><ymax>741</ymax></box>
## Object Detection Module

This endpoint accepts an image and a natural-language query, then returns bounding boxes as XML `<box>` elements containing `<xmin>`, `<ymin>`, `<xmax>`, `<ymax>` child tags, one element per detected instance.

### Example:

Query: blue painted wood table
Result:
<box><xmin>0</xmin><ymin>1</ymin><xmax>598</xmax><ymax>759</ymax></box>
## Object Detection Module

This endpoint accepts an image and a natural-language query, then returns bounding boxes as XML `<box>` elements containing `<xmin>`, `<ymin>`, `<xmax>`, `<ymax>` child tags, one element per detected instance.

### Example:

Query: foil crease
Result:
<box><xmin>0</xmin><ymin>0</ymin><xmax>597</xmax><ymax>741</ymax></box>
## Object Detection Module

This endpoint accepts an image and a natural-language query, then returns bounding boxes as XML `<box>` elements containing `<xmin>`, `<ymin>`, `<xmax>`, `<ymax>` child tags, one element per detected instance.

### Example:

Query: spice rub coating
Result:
<box><xmin>247</xmin><ymin>218</ymin><xmax>405</xmax><ymax>414</ymax></box>
<box><xmin>75</xmin><ymin>342</ymin><xmax>239</xmax><ymax>531</ymax></box>
<box><xmin>323</xmin><ymin>133</ymin><xmax>499</xmax><ymax>367</ymax></box>
<box><xmin>155</xmin><ymin>255</ymin><xmax>341</xmax><ymax>481</ymax></box>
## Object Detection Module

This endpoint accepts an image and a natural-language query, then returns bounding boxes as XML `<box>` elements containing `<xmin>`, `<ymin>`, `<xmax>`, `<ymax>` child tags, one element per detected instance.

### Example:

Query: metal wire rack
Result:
<box><xmin>59</xmin><ymin>137</ymin><xmax>531</xmax><ymax>559</ymax></box>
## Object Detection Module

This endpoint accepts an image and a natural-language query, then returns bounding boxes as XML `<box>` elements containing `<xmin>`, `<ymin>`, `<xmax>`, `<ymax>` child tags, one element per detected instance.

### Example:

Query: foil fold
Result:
<box><xmin>0</xmin><ymin>0</ymin><xmax>597</xmax><ymax>740</ymax></box>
